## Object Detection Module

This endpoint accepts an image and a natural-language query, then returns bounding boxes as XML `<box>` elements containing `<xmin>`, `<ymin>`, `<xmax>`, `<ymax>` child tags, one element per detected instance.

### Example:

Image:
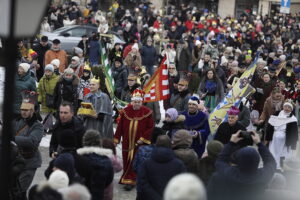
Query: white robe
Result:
<box><xmin>268</xmin><ymin>111</ymin><xmax>297</xmax><ymax>169</ymax></box>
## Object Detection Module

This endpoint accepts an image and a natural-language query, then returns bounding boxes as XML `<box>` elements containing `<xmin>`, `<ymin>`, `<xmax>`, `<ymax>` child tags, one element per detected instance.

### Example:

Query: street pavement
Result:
<box><xmin>32</xmin><ymin>136</ymin><xmax>136</xmax><ymax>199</ymax></box>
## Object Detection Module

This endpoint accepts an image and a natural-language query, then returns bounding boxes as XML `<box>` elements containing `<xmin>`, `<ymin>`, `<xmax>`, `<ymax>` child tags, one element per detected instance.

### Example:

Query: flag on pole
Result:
<box><xmin>208</xmin><ymin>54</ymin><xmax>260</xmax><ymax>134</ymax></box>
<box><xmin>143</xmin><ymin>57</ymin><xmax>170</xmax><ymax>102</ymax></box>
<box><xmin>100</xmin><ymin>42</ymin><xmax>128</xmax><ymax>109</ymax></box>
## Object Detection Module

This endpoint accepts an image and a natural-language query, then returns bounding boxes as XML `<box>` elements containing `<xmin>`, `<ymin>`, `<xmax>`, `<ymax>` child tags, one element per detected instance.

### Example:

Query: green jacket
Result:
<box><xmin>37</xmin><ymin>74</ymin><xmax>59</xmax><ymax>113</ymax></box>
<box><xmin>14</xmin><ymin>72</ymin><xmax>36</xmax><ymax>115</ymax></box>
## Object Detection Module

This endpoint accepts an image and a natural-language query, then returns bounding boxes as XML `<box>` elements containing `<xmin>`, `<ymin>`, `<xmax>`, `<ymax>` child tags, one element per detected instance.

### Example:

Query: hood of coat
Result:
<box><xmin>234</xmin><ymin>147</ymin><xmax>260</xmax><ymax>173</ymax></box>
<box><xmin>77</xmin><ymin>146</ymin><xmax>113</xmax><ymax>158</ymax></box>
<box><xmin>151</xmin><ymin>146</ymin><xmax>175</xmax><ymax>163</ymax></box>
<box><xmin>59</xmin><ymin>74</ymin><xmax>80</xmax><ymax>86</ymax></box>
<box><xmin>172</xmin><ymin>129</ymin><xmax>192</xmax><ymax>149</ymax></box>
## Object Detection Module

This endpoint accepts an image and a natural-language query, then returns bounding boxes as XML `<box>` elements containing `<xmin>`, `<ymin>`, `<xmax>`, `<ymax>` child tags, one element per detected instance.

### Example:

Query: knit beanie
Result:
<box><xmin>63</xmin><ymin>68</ymin><xmax>74</xmax><ymax>76</ymax></box>
<box><xmin>53</xmin><ymin>153</ymin><xmax>75</xmax><ymax>180</ymax></box>
<box><xmin>82</xmin><ymin>130</ymin><xmax>101</xmax><ymax>147</ymax></box>
<box><xmin>45</xmin><ymin>64</ymin><xmax>54</xmax><ymax>72</ymax></box>
<box><xmin>19</xmin><ymin>63</ymin><xmax>30</xmax><ymax>73</ymax></box>
<box><xmin>51</xmin><ymin>59</ymin><xmax>60</xmax><ymax>68</ymax></box>
<box><xmin>164</xmin><ymin>173</ymin><xmax>207</xmax><ymax>200</ymax></box>
<box><xmin>156</xmin><ymin>135</ymin><xmax>171</xmax><ymax>148</ymax></box>
<box><xmin>166</xmin><ymin>108</ymin><xmax>178</xmax><ymax>121</ymax></box>
<box><xmin>207</xmin><ymin>141</ymin><xmax>224</xmax><ymax>158</ymax></box>
<box><xmin>235</xmin><ymin>147</ymin><xmax>259</xmax><ymax>173</ymax></box>
<box><xmin>48</xmin><ymin>170</ymin><xmax>69</xmax><ymax>190</ymax></box>
<box><xmin>74</xmin><ymin>47</ymin><xmax>83</xmax><ymax>55</ymax></box>
<box><xmin>71</xmin><ymin>56</ymin><xmax>80</xmax><ymax>64</ymax></box>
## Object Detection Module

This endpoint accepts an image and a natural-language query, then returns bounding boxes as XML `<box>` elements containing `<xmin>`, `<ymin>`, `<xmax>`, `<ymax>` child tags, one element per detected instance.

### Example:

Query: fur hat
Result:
<box><xmin>166</xmin><ymin>108</ymin><xmax>178</xmax><ymax>121</ymax></box>
<box><xmin>207</xmin><ymin>140</ymin><xmax>224</xmax><ymax>158</ymax></box>
<box><xmin>51</xmin><ymin>59</ymin><xmax>60</xmax><ymax>68</ymax></box>
<box><xmin>45</xmin><ymin>64</ymin><xmax>54</xmax><ymax>72</ymax></box>
<box><xmin>19</xmin><ymin>63</ymin><xmax>30</xmax><ymax>73</ymax></box>
<box><xmin>83</xmin><ymin>130</ymin><xmax>101</xmax><ymax>147</ymax></box>
<box><xmin>164</xmin><ymin>173</ymin><xmax>207</xmax><ymax>200</ymax></box>
<box><xmin>48</xmin><ymin>170</ymin><xmax>69</xmax><ymax>190</ymax></box>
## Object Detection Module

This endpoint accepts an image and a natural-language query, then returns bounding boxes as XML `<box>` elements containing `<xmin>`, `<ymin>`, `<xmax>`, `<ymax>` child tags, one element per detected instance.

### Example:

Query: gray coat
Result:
<box><xmin>13</xmin><ymin>114</ymin><xmax>43</xmax><ymax>170</ymax></box>
<box><xmin>144</xmin><ymin>101</ymin><xmax>161</xmax><ymax>122</ymax></box>
<box><xmin>84</xmin><ymin>90</ymin><xmax>114</xmax><ymax>138</ymax></box>
<box><xmin>169</xmin><ymin>90</ymin><xmax>191</xmax><ymax>113</ymax></box>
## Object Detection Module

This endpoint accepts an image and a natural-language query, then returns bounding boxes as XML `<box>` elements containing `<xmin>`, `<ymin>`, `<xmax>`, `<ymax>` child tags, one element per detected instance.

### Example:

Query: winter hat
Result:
<box><xmin>48</xmin><ymin>170</ymin><xmax>69</xmax><ymax>190</ymax></box>
<box><xmin>132</xmin><ymin>43</ymin><xmax>139</xmax><ymax>50</ymax></box>
<box><xmin>44</xmin><ymin>64</ymin><xmax>54</xmax><ymax>72</ymax></box>
<box><xmin>207</xmin><ymin>140</ymin><xmax>224</xmax><ymax>158</ymax></box>
<box><xmin>166</xmin><ymin>108</ymin><xmax>178</xmax><ymax>121</ymax></box>
<box><xmin>82</xmin><ymin>130</ymin><xmax>101</xmax><ymax>147</ymax></box>
<box><xmin>51</xmin><ymin>59</ymin><xmax>60</xmax><ymax>68</ymax></box>
<box><xmin>195</xmin><ymin>40</ymin><xmax>201</xmax><ymax>46</ymax></box>
<box><xmin>227</xmin><ymin>106</ymin><xmax>240</xmax><ymax>115</ymax></box>
<box><xmin>268</xmin><ymin>66</ymin><xmax>276</xmax><ymax>73</ymax></box>
<box><xmin>114</xmin><ymin>56</ymin><xmax>123</xmax><ymax>64</ymax></box>
<box><xmin>164</xmin><ymin>173</ymin><xmax>207</xmax><ymax>200</ymax></box>
<box><xmin>172</xmin><ymin>129</ymin><xmax>192</xmax><ymax>149</ymax></box>
<box><xmin>189</xmin><ymin>96</ymin><xmax>200</xmax><ymax>106</ymax></box>
<box><xmin>279</xmin><ymin>55</ymin><xmax>286</xmax><ymax>62</ymax></box>
<box><xmin>63</xmin><ymin>68</ymin><xmax>74</xmax><ymax>75</ymax></box>
<box><xmin>53</xmin><ymin>153</ymin><xmax>75</xmax><ymax>180</ymax></box>
<box><xmin>156</xmin><ymin>135</ymin><xmax>172</xmax><ymax>148</ymax></box>
<box><xmin>235</xmin><ymin>147</ymin><xmax>260</xmax><ymax>173</ymax></box>
<box><xmin>19</xmin><ymin>63</ymin><xmax>30</xmax><ymax>73</ymax></box>
<box><xmin>71</xmin><ymin>56</ymin><xmax>80</xmax><ymax>63</ymax></box>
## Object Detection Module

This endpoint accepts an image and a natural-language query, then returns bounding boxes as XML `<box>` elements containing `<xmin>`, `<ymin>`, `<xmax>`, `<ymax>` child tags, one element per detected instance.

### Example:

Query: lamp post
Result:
<box><xmin>0</xmin><ymin>0</ymin><xmax>50</xmax><ymax>198</ymax></box>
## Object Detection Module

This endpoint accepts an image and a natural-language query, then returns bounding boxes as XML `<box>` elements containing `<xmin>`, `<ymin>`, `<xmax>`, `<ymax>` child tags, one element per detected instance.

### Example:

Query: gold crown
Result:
<box><xmin>131</xmin><ymin>89</ymin><xmax>144</xmax><ymax>99</ymax></box>
<box><xmin>91</xmin><ymin>77</ymin><xmax>100</xmax><ymax>84</ymax></box>
<box><xmin>84</xmin><ymin>64</ymin><xmax>91</xmax><ymax>71</ymax></box>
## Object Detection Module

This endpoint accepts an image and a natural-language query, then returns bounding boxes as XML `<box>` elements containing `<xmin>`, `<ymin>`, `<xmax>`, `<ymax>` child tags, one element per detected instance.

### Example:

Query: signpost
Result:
<box><xmin>280</xmin><ymin>0</ymin><xmax>291</xmax><ymax>14</ymax></box>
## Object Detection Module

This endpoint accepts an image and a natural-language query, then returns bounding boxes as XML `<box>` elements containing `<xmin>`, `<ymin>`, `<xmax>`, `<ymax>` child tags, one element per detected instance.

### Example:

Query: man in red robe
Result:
<box><xmin>114</xmin><ymin>89</ymin><xmax>154</xmax><ymax>191</ymax></box>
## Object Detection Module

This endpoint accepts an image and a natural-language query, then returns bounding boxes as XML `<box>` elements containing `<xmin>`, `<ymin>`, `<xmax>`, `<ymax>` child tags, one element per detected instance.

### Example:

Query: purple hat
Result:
<box><xmin>227</xmin><ymin>106</ymin><xmax>240</xmax><ymax>115</ymax></box>
<box><xmin>166</xmin><ymin>108</ymin><xmax>178</xmax><ymax>121</ymax></box>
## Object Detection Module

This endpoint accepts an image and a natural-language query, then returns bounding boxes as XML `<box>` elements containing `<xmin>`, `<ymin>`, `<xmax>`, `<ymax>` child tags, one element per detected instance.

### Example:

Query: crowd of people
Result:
<box><xmin>7</xmin><ymin>0</ymin><xmax>300</xmax><ymax>200</ymax></box>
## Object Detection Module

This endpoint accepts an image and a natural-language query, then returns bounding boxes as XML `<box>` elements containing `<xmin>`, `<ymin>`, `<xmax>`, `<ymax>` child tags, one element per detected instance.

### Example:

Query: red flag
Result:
<box><xmin>143</xmin><ymin>57</ymin><xmax>170</xmax><ymax>102</ymax></box>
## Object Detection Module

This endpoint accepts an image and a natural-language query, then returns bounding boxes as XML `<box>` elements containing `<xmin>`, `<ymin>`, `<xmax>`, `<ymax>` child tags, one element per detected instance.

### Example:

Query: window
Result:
<box><xmin>64</xmin><ymin>27</ymin><xmax>86</xmax><ymax>37</ymax></box>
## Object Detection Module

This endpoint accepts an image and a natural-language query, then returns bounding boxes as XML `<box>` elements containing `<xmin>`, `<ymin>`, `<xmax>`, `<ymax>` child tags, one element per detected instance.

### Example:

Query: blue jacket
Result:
<box><xmin>14</xmin><ymin>71</ymin><xmax>36</xmax><ymax>114</ymax></box>
<box><xmin>140</xmin><ymin>45</ymin><xmax>157</xmax><ymax>66</ymax></box>
<box><xmin>89</xmin><ymin>40</ymin><xmax>100</xmax><ymax>64</ymax></box>
<box><xmin>207</xmin><ymin>142</ymin><xmax>276</xmax><ymax>200</ymax></box>
<box><xmin>139</xmin><ymin>147</ymin><xmax>186</xmax><ymax>200</ymax></box>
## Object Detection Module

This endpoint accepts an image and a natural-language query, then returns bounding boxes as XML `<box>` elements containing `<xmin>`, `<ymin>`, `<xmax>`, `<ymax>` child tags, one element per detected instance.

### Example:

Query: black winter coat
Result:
<box><xmin>111</xmin><ymin>64</ymin><xmax>128</xmax><ymax>96</ymax></box>
<box><xmin>207</xmin><ymin>142</ymin><xmax>276</xmax><ymax>200</ymax></box>
<box><xmin>139</xmin><ymin>147</ymin><xmax>186</xmax><ymax>200</ymax></box>
<box><xmin>76</xmin><ymin>147</ymin><xmax>114</xmax><ymax>200</ymax></box>
<box><xmin>49</xmin><ymin>116</ymin><xmax>85</xmax><ymax>157</ymax></box>
<box><xmin>53</xmin><ymin>75</ymin><xmax>79</xmax><ymax>111</ymax></box>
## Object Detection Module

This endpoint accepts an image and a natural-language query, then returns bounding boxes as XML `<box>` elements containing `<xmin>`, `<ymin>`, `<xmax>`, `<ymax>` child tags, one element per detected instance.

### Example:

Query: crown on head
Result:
<box><xmin>91</xmin><ymin>77</ymin><xmax>100</xmax><ymax>84</ymax></box>
<box><xmin>131</xmin><ymin>89</ymin><xmax>144</xmax><ymax>101</ymax></box>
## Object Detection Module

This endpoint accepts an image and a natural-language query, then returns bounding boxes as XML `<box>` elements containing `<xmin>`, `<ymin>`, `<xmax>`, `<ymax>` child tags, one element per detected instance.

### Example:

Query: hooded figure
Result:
<box><xmin>172</xmin><ymin>130</ymin><xmax>199</xmax><ymax>174</ymax></box>
<box><xmin>207</xmin><ymin>138</ymin><xmax>276</xmax><ymax>200</ymax></box>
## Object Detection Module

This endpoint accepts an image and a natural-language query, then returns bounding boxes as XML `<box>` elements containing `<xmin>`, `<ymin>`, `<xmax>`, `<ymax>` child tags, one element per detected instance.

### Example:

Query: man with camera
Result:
<box><xmin>214</xmin><ymin>106</ymin><xmax>252</xmax><ymax>147</ymax></box>
<box><xmin>208</xmin><ymin>131</ymin><xmax>276</xmax><ymax>200</ymax></box>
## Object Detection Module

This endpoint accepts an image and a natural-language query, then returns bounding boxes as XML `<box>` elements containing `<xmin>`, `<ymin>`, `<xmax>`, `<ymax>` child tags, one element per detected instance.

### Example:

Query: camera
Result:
<box><xmin>240</xmin><ymin>131</ymin><xmax>253</xmax><ymax>140</ymax></box>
